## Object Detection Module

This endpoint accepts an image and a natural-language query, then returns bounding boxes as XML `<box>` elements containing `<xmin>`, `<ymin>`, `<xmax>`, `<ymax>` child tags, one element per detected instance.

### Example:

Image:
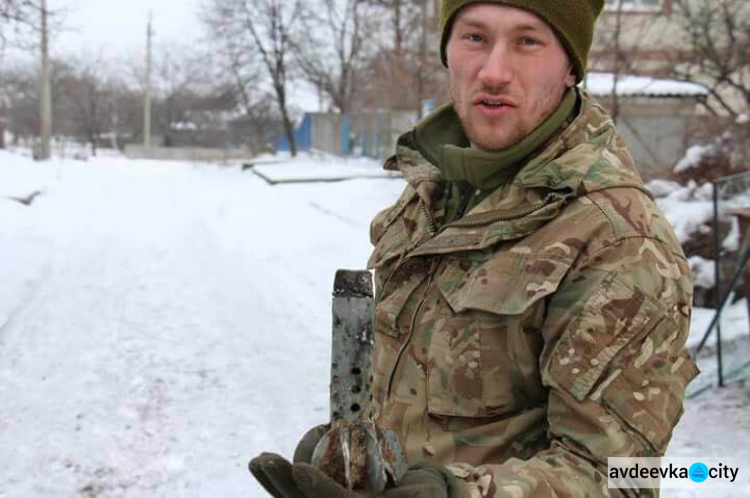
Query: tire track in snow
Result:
<box><xmin>0</xmin><ymin>263</ymin><xmax>51</xmax><ymax>349</ymax></box>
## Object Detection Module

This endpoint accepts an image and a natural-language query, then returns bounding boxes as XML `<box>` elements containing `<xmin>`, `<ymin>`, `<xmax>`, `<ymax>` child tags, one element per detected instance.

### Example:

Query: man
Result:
<box><xmin>250</xmin><ymin>1</ymin><xmax>698</xmax><ymax>496</ymax></box>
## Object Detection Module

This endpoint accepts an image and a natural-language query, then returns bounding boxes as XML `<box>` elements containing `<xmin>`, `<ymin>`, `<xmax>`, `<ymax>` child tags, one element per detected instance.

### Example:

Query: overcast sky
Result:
<box><xmin>2</xmin><ymin>0</ymin><xmax>326</xmax><ymax>113</ymax></box>
<box><xmin>47</xmin><ymin>0</ymin><xmax>205</xmax><ymax>57</ymax></box>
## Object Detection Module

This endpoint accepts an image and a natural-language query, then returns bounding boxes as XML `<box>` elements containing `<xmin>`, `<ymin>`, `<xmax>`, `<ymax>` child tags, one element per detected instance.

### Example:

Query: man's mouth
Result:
<box><xmin>481</xmin><ymin>100</ymin><xmax>506</xmax><ymax>108</ymax></box>
<box><xmin>475</xmin><ymin>96</ymin><xmax>517</xmax><ymax>110</ymax></box>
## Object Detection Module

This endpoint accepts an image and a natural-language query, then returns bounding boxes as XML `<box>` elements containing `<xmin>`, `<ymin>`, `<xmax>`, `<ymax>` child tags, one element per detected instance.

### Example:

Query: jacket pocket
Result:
<box><xmin>545</xmin><ymin>273</ymin><xmax>698</xmax><ymax>453</ymax></box>
<box><xmin>437</xmin><ymin>254</ymin><xmax>572</xmax><ymax>315</ymax></box>
<box><xmin>370</xmin><ymin>257</ymin><xmax>429</xmax><ymax>419</ymax></box>
<box><xmin>368</xmin><ymin>217</ymin><xmax>409</xmax><ymax>271</ymax></box>
<box><xmin>545</xmin><ymin>274</ymin><xmax>663</xmax><ymax>401</ymax></box>
<box><xmin>596</xmin><ymin>346</ymin><xmax>699</xmax><ymax>453</ymax></box>
<box><xmin>426</xmin><ymin>254</ymin><xmax>572</xmax><ymax>418</ymax></box>
<box><xmin>369</xmin><ymin>217</ymin><xmax>415</xmax><ymax>334</ymax></box>
<box><xmin>374</xmin><ymin>261</ymin><xmax>427</xmax><ymax>340</ymax></box>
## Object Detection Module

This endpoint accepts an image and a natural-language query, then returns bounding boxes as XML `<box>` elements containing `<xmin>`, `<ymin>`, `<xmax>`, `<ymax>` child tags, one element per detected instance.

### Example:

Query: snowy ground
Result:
<box><xmin>1</xmin><ymin>151</ymin><xmax>749</xmax><ymax>497</ymax></box>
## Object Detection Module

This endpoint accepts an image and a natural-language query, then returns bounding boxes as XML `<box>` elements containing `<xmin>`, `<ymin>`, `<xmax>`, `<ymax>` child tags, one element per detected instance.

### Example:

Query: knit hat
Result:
<box><xmin>440</xmin><ymin>0</ymin><xmax>604</xmax><ymax>82</ymax></box>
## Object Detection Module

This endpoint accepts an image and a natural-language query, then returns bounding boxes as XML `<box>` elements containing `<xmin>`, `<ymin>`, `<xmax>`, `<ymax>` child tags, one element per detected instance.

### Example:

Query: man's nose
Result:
<box><xmin>477</xmin><ymin>44</ymin><xmax>513</xmax><ymax>89</ymax></box>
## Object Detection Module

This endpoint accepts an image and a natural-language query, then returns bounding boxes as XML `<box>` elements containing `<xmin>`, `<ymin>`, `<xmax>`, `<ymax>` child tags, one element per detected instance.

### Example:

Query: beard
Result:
<box><xmin>450</xmin><ymin>77</ymin><xmax>570</xmax><ymax>152</ymax></box>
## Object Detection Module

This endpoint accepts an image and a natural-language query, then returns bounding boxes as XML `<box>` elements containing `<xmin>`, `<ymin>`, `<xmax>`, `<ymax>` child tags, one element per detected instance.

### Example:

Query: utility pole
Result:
<box><xmin>39</xmin><ymin>0</ymin><xmax>52</xmax><ymax>160</ymax></box>
<box><xmin>144</xmin><ymin>13</ymin><xmax>153</xmax><ymax>150</ymax></box>
<box><xmin>0</xmin><ymin>100</ymin><xmax>6</xmax><ymax>149</ymax></box>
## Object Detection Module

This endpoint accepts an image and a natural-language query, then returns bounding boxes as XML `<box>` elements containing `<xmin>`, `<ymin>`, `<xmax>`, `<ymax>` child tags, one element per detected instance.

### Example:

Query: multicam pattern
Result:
<box><xmin>367</xmin><ymin>92</ymin><xmax>698</xmax><ymax>497</ymax></box>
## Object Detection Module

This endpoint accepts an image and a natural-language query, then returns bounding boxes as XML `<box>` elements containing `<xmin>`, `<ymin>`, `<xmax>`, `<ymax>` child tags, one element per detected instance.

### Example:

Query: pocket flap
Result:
<box><xmin>546</xmin><ymin>274</ymin><xmax>664</xmax><ymax>402</ymax></box>
<box><xmin>438</xmin><ymin>255</ymin><xmax>572</xmax><ymax>316</ymax></box>
<box><xmin>368</xmin><ymin>217</ymin><xmax>409</xmax><ymax>270</ymax></box>
<box><xmin>374</xmin><ymin>271</ymin><xmax>426</xmax><ymax>339</ymax></box>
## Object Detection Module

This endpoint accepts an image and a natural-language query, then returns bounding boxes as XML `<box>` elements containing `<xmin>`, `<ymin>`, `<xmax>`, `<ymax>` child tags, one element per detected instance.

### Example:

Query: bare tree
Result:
<box><xmin>151</xmin><ymin>47</ymin><xmax>212</xmax><ymax>146</ymax></box>
<box><xmin>0</xmin><ymin>63</ymin><xmax>38</xmax><ymax>142</ymax></box>
<box><xmin>0</xmin><ymin>59</ymin><xmax>70</xmax><ymax>143</ymax></box>
<box><xmin>359</xmin><ymin>0</ymin><xmax>446</xmax><ymax>112</ymax></box>
<box><xmin>0</xmin><ymin>0</ymin><xmax>33</xmax><ymax>46</ymax></box>
<box><xmin>58</xmin><ymin>56</ymin><xmax>117</xmax><ymax>156</ymax></box>
<box><xmin>0</xmin><ymin>0</ymin><xmax>66</xmax><ymax>51</ymax></box>
<box><xmin>0</xmin><ymin>0</ymin><xmax>67</xmax><ymax>159</ymax></box>
<box><xmin>206</xmin><ymin>40</ymin><xmax>283</xmax><ymax>154</ymax></box>
<box><xmin>410</xmin><ymin>0</ymin><xmax>443</xmax><ymax>116</ymax></box>
<box><xmin>671</xmin><ymin>0</ymin><xmax>749</xmax><ymax>118</ymax></box>
<box><xmin>589</xmin><ymin>3</ymin><xmax>668</xmax><ymax>122</ymax></box>
<box><xmin>206</xmin><ymin>0</ymin><xmax>302</xmax><ymax>156</ymax></box>
<box><xmin>294</xmin><ymin>0</ymin><xmax>371</xmax><ymax>114</ymax></box>
<box><xmin>204</xmin><ymin>11</ymin><xmax>270</xmax><ymax>124</ymax></box>
<box><xmin>365</xmin><ymin>0</ymin><xmax>411</xmax><ymax>56</ymax></box>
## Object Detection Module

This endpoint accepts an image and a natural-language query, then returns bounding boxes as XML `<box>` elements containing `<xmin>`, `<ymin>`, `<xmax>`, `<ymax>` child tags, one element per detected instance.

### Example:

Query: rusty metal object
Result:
<box><xmin>311</xmin><ymin>270</ymin><xmax>406</xmax><ymax>493</ymax></box>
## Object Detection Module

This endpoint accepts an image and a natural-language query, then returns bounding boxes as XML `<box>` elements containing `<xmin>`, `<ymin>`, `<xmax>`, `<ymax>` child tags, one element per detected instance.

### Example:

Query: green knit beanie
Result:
<box><xmin>440</xmin><ymin>0</ymin><xmax>604</xmax><ymax>82</ymax></box>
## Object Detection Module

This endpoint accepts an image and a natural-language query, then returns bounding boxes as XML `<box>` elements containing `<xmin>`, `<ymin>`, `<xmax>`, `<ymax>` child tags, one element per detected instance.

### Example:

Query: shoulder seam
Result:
<box><xmin>584</xmin><ymin>234</ymin><xmax>688</xmax><ymax>265</ymax></box>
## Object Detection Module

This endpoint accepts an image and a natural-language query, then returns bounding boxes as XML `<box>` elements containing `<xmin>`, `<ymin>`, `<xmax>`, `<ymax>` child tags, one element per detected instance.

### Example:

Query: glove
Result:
<box><xmin>249</xmin><ymin>453</ymin><xmax>456</xmax><ymax>498</ymax></box>
<box><xmin>249</xmin><ymin>423</ymin><xmax>456</xmax><ymax>497</ymax></box>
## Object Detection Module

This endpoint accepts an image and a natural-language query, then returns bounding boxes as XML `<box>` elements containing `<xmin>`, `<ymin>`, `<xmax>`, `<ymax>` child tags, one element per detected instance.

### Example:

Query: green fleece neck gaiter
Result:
<box><xmin>439</xmin><ymin>88</ymin><xmax>577</xmax><ymax>192</ymax></box>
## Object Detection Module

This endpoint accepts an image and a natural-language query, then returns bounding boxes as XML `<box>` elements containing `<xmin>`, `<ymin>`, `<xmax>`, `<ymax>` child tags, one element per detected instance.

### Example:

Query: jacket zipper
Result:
<box><xmin>455</xmin><ymin>184</ymin><xmax>474</xmax><ymax>220</ymax></box>
<box><xmin>386</xmin><ymin>258</ymin><xmax>437</xmax><ymax>398</ymax></box>
<box><xmin>441</xmin><ymin>193</ymin><xmax>561</xmax><ymax>230</ymax></box>
<box><xmin>419</xmin><ymin>200</ymin><xmax>437</xmax><ymax>236</ymax></box>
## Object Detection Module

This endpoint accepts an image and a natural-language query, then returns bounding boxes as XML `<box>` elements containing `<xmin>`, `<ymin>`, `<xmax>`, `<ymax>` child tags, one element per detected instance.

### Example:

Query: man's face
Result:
<box><xmin>447</xmin><ymin>3</ymin><xmax>576</xmax><ymax>151</ymax></box>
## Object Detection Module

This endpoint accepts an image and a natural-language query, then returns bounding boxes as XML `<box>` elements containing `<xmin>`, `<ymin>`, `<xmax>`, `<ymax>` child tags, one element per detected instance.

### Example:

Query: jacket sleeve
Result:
<box><xmin>445</xmin><ymin>236</ymin><xmax>699</xmax><ymax>498</ymax></box>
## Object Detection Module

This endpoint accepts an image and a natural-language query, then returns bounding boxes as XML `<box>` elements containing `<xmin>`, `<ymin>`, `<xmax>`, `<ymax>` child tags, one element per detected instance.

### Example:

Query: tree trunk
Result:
<box><xmin>393</xmin><ymin>0</ymin><xmax>402</xmax><ymax>55</ymax></box>
<box><xmin>281</xmin><ymin>112</ymin><xmax>297</xmax><ymax>157</ymax></box>
<box><xmin>277</xmin><ymin>86</ymin><xmax>297</xmax><ymax>156</ymax></box>
<box><xmin>89</xmin><ymin>131</ymin><xmax>98</xmax><ymax>156</ymax></box>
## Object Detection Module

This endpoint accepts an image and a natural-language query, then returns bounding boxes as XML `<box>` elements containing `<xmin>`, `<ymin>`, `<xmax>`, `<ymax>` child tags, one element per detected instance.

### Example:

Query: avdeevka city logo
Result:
<box><xmin>689</xmin><ymin>462</ymin><xmax>709</xmax><ymax>483</ymax></box>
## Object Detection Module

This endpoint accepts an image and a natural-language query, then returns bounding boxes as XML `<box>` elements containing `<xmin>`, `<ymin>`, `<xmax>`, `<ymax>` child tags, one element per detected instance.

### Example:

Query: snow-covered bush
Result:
<box><xmin>646</xmin><ymin>178</ymin><xmax>745</xmax><ymax>306</ymax></box>
<box><xmin>688</xmin><ymin>255</ymin><xmax>717</xmax><ymax>289</ymax></box>
<box><xmin>672</xmin><ymin>123</ymin><xmax>750</xmax><ymax>184</ymax></box>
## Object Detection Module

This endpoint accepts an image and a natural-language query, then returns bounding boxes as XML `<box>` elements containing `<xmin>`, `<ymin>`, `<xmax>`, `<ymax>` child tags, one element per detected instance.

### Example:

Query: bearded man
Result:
<box><xmin>250</xmin><ymin>1</ymin><xmax>699</xmax><ymax>496</ymax></box>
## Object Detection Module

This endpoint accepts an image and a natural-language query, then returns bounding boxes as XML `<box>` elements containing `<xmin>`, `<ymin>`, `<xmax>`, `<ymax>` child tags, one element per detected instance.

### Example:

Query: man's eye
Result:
<box><xmin>464</xmin><ymin>33</ymin><xmax>484</xmax><ymax>43</ymax></box>
<box><xmin>519</xmin><ymin>37</ymin><xmax>541</xmax><ymax>46</ymax></box>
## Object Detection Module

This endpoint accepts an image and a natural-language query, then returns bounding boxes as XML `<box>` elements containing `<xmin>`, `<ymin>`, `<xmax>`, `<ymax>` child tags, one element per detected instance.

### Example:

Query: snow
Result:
<box><xmin>249</xmin><ymin>151</ymin><xmax>398</xmax><ymax>184</ymax></box>
<box><xmin>689</xmin><ymin>299</ymin><xmax>749</xmax><ymax>350</ymax></box>
<box><xmin>645</xmin><ymin>179</ymin><xmax>683</xmax><ymax>198</ymax></box>
<box><xmin>0</xmin><ymin>151</ymin><xmax>404</xmax><ymax>496</ymax></box>
<box><xmin>723</xmin><ymin>217</ymin><xmax>741</xmax><ymax>252</ymax></box>
<box><xmin>171</xmin><ymin>122</ymin><xmax>199</xmax><ymax>131</ymax></box>
<box><xmin>583</xmin><ymin>72</ymin><xmax>709</xmax><ymax>98</ymax></box>
<box><xmin>674</xmin><ymin>144</ymin><xmax>713</xmax><ymax>174</ymax></box>
<box><xmin>647</xmin><ymin>179</ymin><xmax>749</xmax><ymax>251</ymax></box>
<box><xmin>0</xmin><ymin>151</ymin><xmax>748</xmax><ymax>497</ymax></box>
<box><xmin>666</xmin><ymin>374</ymin><xmax>750</xmax><ymax>497</ymax></box>
<box><xmin>738</xmin><ymin>114</ymin><xmax>749</xmax><ymax>125</ymax></box>
<box><xmin>654</xmin><ymin>195</ymin><xmax>713</xmax><ymax>245</ymax></box>
<box><xmin>688</xmin><ymin>255</ymin><xmax>716</xmax><ymax>289</ymax></box>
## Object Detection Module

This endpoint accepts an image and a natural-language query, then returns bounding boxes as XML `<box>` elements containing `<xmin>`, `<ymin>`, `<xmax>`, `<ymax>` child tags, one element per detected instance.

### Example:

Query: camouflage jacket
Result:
<box><xmin>367</xmin><ymin>92</ymin><xmax>699</xmax><ymax>497</ymax></box>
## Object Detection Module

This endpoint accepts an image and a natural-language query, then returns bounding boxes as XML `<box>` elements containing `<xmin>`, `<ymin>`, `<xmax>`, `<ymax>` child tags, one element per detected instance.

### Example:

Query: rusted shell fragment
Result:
<box><xmin>311</xmin><ymin>420</ymin><xmax>406</xmax><ymax>493</ymax></box>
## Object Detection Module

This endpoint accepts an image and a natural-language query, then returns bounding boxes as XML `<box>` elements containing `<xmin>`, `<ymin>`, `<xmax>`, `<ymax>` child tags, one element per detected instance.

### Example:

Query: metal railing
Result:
<box><xmin>696</xmin><ymin>170</ymin><xmax>750</xmax><ymax>387</ymax></box>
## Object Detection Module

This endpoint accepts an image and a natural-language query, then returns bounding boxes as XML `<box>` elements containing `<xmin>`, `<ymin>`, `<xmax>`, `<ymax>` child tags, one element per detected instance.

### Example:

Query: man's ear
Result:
<box><xmin>564</xmin><ymin>65</ymin><xmax>576</xmax><ymax>88</ymax></box>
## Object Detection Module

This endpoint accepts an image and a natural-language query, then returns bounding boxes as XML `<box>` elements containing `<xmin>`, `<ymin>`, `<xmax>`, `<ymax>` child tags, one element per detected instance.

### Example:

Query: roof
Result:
<box><xmin>582</xmin><ymin>72</ymin><xmax>710</xmax><ymax>98</ymax></box>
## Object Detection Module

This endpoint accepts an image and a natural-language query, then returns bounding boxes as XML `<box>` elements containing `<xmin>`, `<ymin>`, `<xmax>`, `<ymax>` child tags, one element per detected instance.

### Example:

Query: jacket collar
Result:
<box><xmin>393</xmin><ymin>89</ymin><xmax>650</xmax><ymax>203</ymax></box>
<box><xmin>418</xmin><ymin>89</ymin><xmax>578</xmax><ymax>192</ymax></box>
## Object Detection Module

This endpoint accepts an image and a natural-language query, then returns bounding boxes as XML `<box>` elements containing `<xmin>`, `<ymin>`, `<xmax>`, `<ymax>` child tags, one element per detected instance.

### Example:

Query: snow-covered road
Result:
<box><xmin>1</xmin><ymin>152</ymin><xmax>748</xmax><ymax>497</ymax></box>
<box><xmin>0</xmin><ymin>154</ymin><xmax>404</xmax><ymax>496</ymax></box>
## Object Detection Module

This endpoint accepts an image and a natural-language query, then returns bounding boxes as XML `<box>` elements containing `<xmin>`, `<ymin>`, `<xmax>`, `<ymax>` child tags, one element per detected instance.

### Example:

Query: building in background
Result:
<box><xmin>277</xmin><ymin>110</ymin><xmax>416</xmax><ymax>160</ymax></box>
<box><xmin>584</xmin><ymin>72</ymin><xmax>709</xmax><ymax>179</ymax></box>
